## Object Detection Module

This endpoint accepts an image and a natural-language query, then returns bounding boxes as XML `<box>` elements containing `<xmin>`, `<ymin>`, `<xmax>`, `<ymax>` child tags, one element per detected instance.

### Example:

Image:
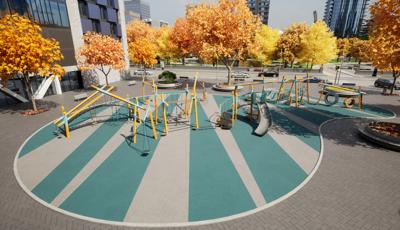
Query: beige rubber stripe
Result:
<box><xmin>269</xmin><ymin>130</ymin><xmax>319</xmax><ymax>174</ymax></box>
<box><xmin>201</xmin><ymin>97</ymin><xmax>267</xmax><ymax>207</ymax></box>
<box><xmin>17</xmin><ymin>107</ymin><xmax>115</xmax><ymax>190</ymax></box>
<box><xmin>51</xmin><ymin>121</ymin><xmax>132</xmax><ymax>206</ymax></box>
<box><xmin>124</xmin><ymin>95</ymin><xmax>190</xmax><ymax>223</ymax></box>
<box><xmin>269</xmin><ymin>104</ymin><xmax>319</xmax><ymax>134</ymax></box>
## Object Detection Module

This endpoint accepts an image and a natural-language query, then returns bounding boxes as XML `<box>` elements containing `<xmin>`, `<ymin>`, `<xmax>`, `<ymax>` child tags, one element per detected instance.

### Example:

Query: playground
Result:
<box><xmin>13</xmin><ymin>77</ymin><xmax>395</xmax><ymax>226</ymax></box>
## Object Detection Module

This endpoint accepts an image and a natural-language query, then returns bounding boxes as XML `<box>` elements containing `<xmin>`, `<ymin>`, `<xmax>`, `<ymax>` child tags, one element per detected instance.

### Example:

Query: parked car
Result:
<box><xmin>232</xmin><ymin>71</ymin><xmax>250</xmax><ymax>79</ymax></box>
<box><xmin>134</xmin><ymin>69</ymin><xmax>154</xmax><ymax>76</ymax></box>
<box><xmin>302</xmin><ymin>77</ymin><xmax>326</xmax><ymax>83</ymax></box>
<box><xmin>374</xmin><ymin>78</ymin><xmax>400</xmax><ymax>90</ymax></box>
<box><xmin>258</xmin><ymin>69</ymin><xmax>279</xmax><ymax>78</ymax></box>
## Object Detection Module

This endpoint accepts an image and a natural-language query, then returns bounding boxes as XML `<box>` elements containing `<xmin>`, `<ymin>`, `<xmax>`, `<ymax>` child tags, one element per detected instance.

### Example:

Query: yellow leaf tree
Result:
<box><xmin>170</xmin><ymin>18</ymin><xmax>192</xmax><ymax>65</ymax></box>
<box><xmin>337</xmin><ymin>38</ymin><xmax>351</xmax><ymax>59</ymax></box>
<box><xmin>249</xmin><ymin>25</ymin><xmax>280</xmax><ymax>65</ymax></box>
<box><xmin>349</xmin><ymin>38</ymin><xmax>371</xmax><ymax>64</ymax></box>
<box><xmin>369</xmin><ymin>0</ymin><xmax>400</xmax><ymax>94</ymax></box>
<box><xmin>186</xmin><ymin>0</ymin><xmax>261</xmax><ymax>85</ymax></box>
<box><xmin>0</xmin><ymin>14</ymin><xmax>64</xmax><ymax>111</ymax></box>
<box><xmin>154</xmin><ymin>27</ymin><xmax>176</xmax><ymax>64</ymax></box>
<box><xmin>277</xmin><ymin>23</ymin><xmax>309</xmax><ymax>67</ymax></box>
<box><xmin>126</xmin><ymin>20</ymin><xmax>155</xmax><ymax>44</ymax></box>
<box><xmin>76</xmin><ymin>32</ymin><xmax>126</xmax><ymax>86</ymax></box>
<box><xmin>128</xmin><ymin>37</ymin><xmax>158</xmax><ymax>76</ymax></box>
<box><xmin>299</xmin><ymin>21</ymin><xmax>338</xmax><ymax>69</ymax></box>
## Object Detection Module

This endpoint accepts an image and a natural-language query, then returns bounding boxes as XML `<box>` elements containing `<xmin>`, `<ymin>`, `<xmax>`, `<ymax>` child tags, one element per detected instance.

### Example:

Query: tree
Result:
<box><xmin>298</xmin><ymin>21</ymin><xmax>338</xmax><ymax>69</ymax></box>
<box><xmin>154</xmin><ymin>27</ymin><xmax>176</xmax><ymax>64</ymax></box>
<box><xmin>170</xmin><ymin>18</ymin><xmax>192</xmax><ymax>65</ymax></box>
<box><xmin>126</xmin><ymin>20</ymin><xmax>155</xmax><ymax>44</ymax></box>
<box><xmin>337</xmin><ymin>38</ymin><xmax>351</xmax><ymax>59</ymax></box>
<box><xmin>349</xmin><ymin>38</ymin><xmax>371</xmax><ymax>64</ymax></box>
<box><xmin>128</xmin><ymin>37</ymin><xmax>158</xmax><ymax>76</ymax></box>
<box><xmin>277</xmin><ymin>23</ymin><xmax>309</xmax><ymax>67</ymax></box>
<box><xmin>369</xmin><ymin>0</ymin><xmax>400</xmax><ymax>94</ymax></box>
<box><xmin>249</xmin><ymin>25</ymin><xmax>280</xmax><ymax>65</ymax></box>
<box><xmin>186</xmin><ymin>0</ymin><xmax>261</xmax><ymax>85</ymax></box>
<box><xmin>0</xmin><ymin>14</ymin><xmax>64</xmax><ymax>111</ymax></box>
<box><xmin>76</xmin><ymin>32</ymin><xmax>126</xmax><ymax>86</ymax></box>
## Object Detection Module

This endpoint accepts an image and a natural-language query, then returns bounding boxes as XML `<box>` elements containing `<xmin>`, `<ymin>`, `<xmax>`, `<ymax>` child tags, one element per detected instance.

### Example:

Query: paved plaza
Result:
<box><xmin>1</xmin><ymin>76</ymin><xmax>400</xmax><ymax>230</ymax></box>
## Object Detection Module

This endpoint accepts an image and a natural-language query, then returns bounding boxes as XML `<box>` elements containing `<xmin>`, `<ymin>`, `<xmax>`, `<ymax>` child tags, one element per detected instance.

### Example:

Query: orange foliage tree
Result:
<box><xmin>186</xmin><ymin>0</ymin><xmax>261</xmax><ymax>85</ymax></box>
<box><xmin>349</xmin><ymin>38</ymin><xmax>371</xmax><ymax>64</ymax></box>
<box><xmin>0</xmin><ymin>14</ymin><xmax>64</xmax><ymax>111</ymax></box>
<box><xmin>128</xmin><ymin>38</ymin><xmax>158</xmax><ymax>76</ymax></box>
<box><xmin>76</xmin><ymin>32</ymin><xmax>126</xmax><ymax>86</ymax></box>
<box><xmin>126</xmin><ymin>20</ymin><xmax>155</xmax><ymax>44</ymax></box>
<box><xmin>369</xmin><ymin>0</ymin><xmax>400</xmax><ymax>94</ymax></box>
<box><xmin>277</xmin><ymin>23</ymin><xmax>309</xmax><ymax>67</ymax></box>
<box><xmin>170</xmin><ymin>18</ymin><xmax>192</xmax><ymax>65</ymax></box>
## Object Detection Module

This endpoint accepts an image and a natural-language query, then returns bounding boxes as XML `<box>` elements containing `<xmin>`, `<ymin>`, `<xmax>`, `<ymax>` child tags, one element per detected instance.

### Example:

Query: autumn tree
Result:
<box><xmin>128</xmin><ymin>38</ymin><xmax>158</xmax><ymax>77</ymax></box>
<box><xmin>249</xmin><ymin>25</ymin><xmax>280</xmax><ymax>65</ymax></box>
<box><xmin>0</xmin><ymin>14</ymin><xmax>64</xmax><ymax>111</ymax></box>
<box><xmin>369</xmin><ymin>0</ymin><xmax>400</xmax><ymax>94</ymax></box>
<box><xmin>126</xmin><ymin>20</ymin><xmax>155</xmax><ymax>44</ymax></box>
<box><xmin>299</xmin><ymin>21</ymin><xmax>338</xmax><ymax>69</ymax></box>
<box><xmin>186</xmin><ymin>0</ymin><xmax>261</xmax><ymax>85</ymax></box>
<box><xmin>277</xmin><ymin>23</ymin><xmax>309</xmax><ymax>67</ymax></box>
<box><xmin>337</xmin><ymin>38</ymin><xmax>351</xmax><ymax>59</ymax></box>
<box><xmin>154</xmin><ymin>27</ymin><xmax>176</xmax><ymax>64</ymax></box>
<box><xmin>170</xmin><ymin>18</ymin><xmax>192</xmax><ymax>65</ymax></box>
<box><xmin>349</xmin><ymin>38</ymin><xmax>371</xmax><ymax>64</ymax></box>
<box><xmin>76</xmin><ymin>32</ymin><xmax>126</xmax><ymax>86</ymax></box>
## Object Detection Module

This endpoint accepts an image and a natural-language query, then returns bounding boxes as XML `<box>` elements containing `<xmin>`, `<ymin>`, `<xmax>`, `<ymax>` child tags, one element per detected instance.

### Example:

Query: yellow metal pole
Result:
<box><xmin>295</xmin><ymin>76</ymin><xmax>299</xmax><ymax>108</ymax></box>
<box><xmin>147</xmin><ymin>99</ymin><xmax>158</xmax><ymax>140</ymax></box>
<box><xmin>142</xmin><ymin>79</ymin><xmax>145</xmax><ymax>97</ymax></box>
<box><xmin>184</xmin><ymin>83</ymin><xmax>189</xmax><ymax>117</ymax></box>
<box><xmin>61</xmin><ymin>106</ymin><xmax>70</xmax><ymax>139</ymax></box>
<box><xmin>154</xmin><ymin>94</ymin><xmax>158</xmax><ymax>124</ymax></box>
<box><xmin>194</xmin><ymin>98</ymin><xmax>199</xmax><ymax>129</ymax></box>
<box><xmin>133</xmin><ymin>107</ymin><xmax>137</xmax><ymax>144</ymax></box>
<box><xmin>276</xmin><ymin>76</ymin><xmax>286</xmax><ymax>102</ymax></box>
<box><xmin>288</xmin><ymin>79</ymin><xmax>295</xmax><ymax>106</ymax></box>
<box><xmin>231</xmin><ymin>91</ymin><xmax>235</xmax><ymax>125</ymax></box>
<box><xmin>136</xmin><ymin>97</ymin><xmax>141</xmax><ymax>124</ymax></box>
<box><xmin>307</xmin><ymin>75</ymin><xmax>310</xmax><ymax>104</ymax></box>
<box><xmin>162</xmin><ymin>95</ymin><xmax>168</xmax><ymax>135</ymax></box>
<box><xmin>358</xmin><ymin>86</ymin><xmax>362</xmax><ymax>111</ymax></box>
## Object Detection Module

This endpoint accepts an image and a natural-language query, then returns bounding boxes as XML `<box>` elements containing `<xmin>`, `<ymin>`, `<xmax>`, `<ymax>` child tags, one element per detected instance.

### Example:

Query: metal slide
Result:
<box><xmin>254</xmin><ymin>103</ymin><xmax>271</xmax><ymax>136</ymax></box>
<box><xmin>0</xmin><ymin>84</ymin><xmax>29</xmax><ymax>103</ymax></box>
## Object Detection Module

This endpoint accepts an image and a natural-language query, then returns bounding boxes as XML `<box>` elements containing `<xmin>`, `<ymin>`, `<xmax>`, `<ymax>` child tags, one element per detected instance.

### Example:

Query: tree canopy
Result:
<box><xmin>299</xmin><ymin>21</ymin><xmax>338</xmax><ymax>66</ymax></box>
<box><xmin>277</xmin><ymin>23</ymin><xmax>309</xmax><ymax>67</ymax></box>
<box><xmin>0</xmin><ymin>14</ymin><xmax>64</xmax><ymax>111</ymax></box>
<box><xmin>250</xmin><ymin>25</ymin><xmax>280</xmax><ymax>65</ymax></box>
<box><xmin>76</xmin><ymin>32</ymin><xmax>126</xmax><ymax>86</ymax></box>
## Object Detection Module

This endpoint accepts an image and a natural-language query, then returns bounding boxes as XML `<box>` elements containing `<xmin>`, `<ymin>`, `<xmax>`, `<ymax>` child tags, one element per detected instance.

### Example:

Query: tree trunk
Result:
<box><xmin>227</xmin><ymin>65</ymin><xmax>232</xmax><ymax>86</ymax></box>
<box><xmin>23</xmin><ymin>74</ymin><xmax>37</xmax><ymax>111</ymax></box>
<box><xmin>390</xmin><ymin>71</ymin><xmax>398</xmax><ymax>95</ymax></box>
<box><xmin>182</xmin><ymin>57</ymin><xmax>185</xmax><ymax>66</ymax></box>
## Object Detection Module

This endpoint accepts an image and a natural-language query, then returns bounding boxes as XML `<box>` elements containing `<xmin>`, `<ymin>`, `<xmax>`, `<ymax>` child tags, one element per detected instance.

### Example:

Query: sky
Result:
<box><xmin>147</xmin><ymin>0</ymin><xmax>326</xmax><ymax>30</ymax></box>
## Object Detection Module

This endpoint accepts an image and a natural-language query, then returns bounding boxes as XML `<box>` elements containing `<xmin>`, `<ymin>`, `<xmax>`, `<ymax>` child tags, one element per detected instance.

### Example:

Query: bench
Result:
<box><xmin>180</xmin><ymin>76</ymin><xmax>189</xmax><ymax>79</ymax></box>
<box><xmin>74</xmin><ymin>93</ymin><xmax>88</xmax><ymax>101</ymax></box>
<box><xmin>128</xmin><ymin>80</ymin><xmax>137</xmax><ymax>86</ymax></box>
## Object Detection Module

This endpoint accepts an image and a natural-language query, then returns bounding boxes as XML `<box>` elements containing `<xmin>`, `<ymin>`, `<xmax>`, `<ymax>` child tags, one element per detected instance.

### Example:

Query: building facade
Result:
<box><xmin>0</xmin><ymin>0</ymin><xmax>129</xmax><ymax>106</ymax></box>
<box><xmin>323</xmin><ymin>0</ymin><xmax>371</xmax><ymax>38</ymax></box>
<box><xmin>143</xmin><ymin>18</ymin><xmax>168</xmax><ymax>28</ymax></box>
<box><xmin>247</xmin><ymin>0</ymin><xmax>270</xmax><ymax>25</ymax></box>
<box><xmin>124</xmin><ymin>0</ymin><xmax>150</xmax><ymax>24</ymax></box>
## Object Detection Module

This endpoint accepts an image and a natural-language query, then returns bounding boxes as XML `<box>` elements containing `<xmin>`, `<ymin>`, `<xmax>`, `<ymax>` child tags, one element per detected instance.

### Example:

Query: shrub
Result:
<box><xmin>158</xmin><ymin>71</ymin><xmax>177</xmax><ymax>83</ymax></box>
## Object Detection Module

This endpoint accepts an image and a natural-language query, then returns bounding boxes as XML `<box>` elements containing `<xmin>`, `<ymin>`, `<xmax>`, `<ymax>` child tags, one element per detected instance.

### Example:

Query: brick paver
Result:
<box><xmin>0</xmin><ymin>81</ymin><xmax>399</xmax><ymax>230</ymax></box>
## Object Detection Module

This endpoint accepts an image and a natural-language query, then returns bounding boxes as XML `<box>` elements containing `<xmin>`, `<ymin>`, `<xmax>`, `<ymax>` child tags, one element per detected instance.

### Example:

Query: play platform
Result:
<box><xmin>14</xmin><ymin>80</ymin><xmax>395</xmax><ymax>227</ymax></box>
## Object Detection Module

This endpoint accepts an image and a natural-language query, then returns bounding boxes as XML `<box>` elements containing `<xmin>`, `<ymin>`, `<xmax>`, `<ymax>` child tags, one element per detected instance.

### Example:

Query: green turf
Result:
<box><xmin>214</xmin><ymin>95</ymin><xmax>308</xmax><ymax>202</ymax></box>
<box><xmin>58</xmin><ymin>95</ymin><xmax>179</xmax><ymax>221</ymax></box>
<box><xmin>188</xmin><ymin>101</ymin><xmax>255</xmax><ymax>221</ymax></box>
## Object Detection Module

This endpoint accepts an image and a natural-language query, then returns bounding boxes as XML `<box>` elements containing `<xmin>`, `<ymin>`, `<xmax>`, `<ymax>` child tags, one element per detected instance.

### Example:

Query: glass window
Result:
<box><xmin>0</xmin><ymin>0</ymin><xmax>11</xmax><ymax>18</ymax></box>
<box><xmin>78</xmin><ymin>0</ymin><xmax>87</xmax><ymax>17</ymax></box>
<box><xmin>57</xmin><ymin>2</ymin><xmax>69</xmax><ymax>27</ymax></box>
<box><xmin>9</xmin><ymin>0</ymin><xmax>29</xmax><ymax>16</ymax></box>
<box><xmin>49</xmin><ymin>0</ymin><xmax>61</xmax><ymax>26</ymax></box>
<box><xmin>110</xmin><ymin>23</ymin><xmax>116</xmax><ymax>35</ymax></box>
<box><xmin>100</xmin><ymin>5</ymin><xmax>107</xmax><ymax>20</ymax></box>
<box><xmin>92</xmin><ymin>20</ymin><xmax>100</xmax><ymax>32</ymax></box>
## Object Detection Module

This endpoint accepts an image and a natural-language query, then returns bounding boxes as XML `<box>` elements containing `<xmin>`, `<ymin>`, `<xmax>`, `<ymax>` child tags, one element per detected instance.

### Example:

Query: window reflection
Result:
<box><xmin>1</xmin><ymin>0</ymin><xmax>70</xmax><ymax>28</ymax></box>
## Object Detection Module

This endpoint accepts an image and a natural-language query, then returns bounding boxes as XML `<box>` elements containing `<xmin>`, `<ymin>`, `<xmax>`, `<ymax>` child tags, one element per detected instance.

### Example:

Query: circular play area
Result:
<box><xmin>14</xmin><ymin>78</ymin><xmax>395</xmax><ymax>227</ymax></box>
